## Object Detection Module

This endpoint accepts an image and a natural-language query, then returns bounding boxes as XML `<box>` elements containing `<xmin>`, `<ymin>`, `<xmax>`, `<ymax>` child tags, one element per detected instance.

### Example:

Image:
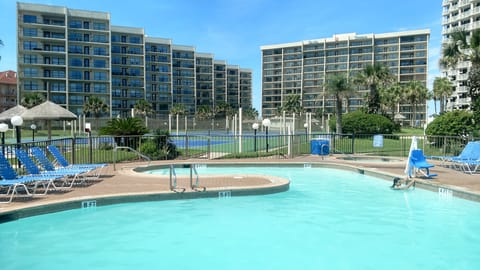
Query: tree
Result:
<box><xmin>355</xmin><ymin>63</ymin><xmax>393</xmax><ymax>114</ymax></box>
<box><xmin>99</xmin><ymin>117</ymin><xmax>149</xmax><ymax>148</ymax></box>
<box><xmin>133</xmin><ymin>99</ymin><xmax>154</xmax><ymax>118</ymax></box>
<box><xmin>433</xmin><ymin>77</ymin><xmax>453</xmax><ymax>114</ymax></box>
<box><xmin>83</xmin><ymin>96</ymin><xmax>109</xmax><ymax>130</ymax></box>
<box><xmin>325</xmin><ymin>73</ymin><xmax>353</xmax><ymax>134</ymax></box>
<box><xmin>404</xmin><ymin>80</ymin><xmax>429</xmax><ymax>127</ymax></box>
<box><xmin>196</xmin><ymin>105</ymin><xmax>214</xmax><ymax>120</ymax></box>
<box><xmin>441</xmin><ymin>29</ymin><xmax>480</xmax><ymax>110</ymax></box>
<box><xmin>281</xmin><ymin>94</ymin><xmax>304</xmax><ymax>115</ymax></box>
<box><xmin>20</xmin><ymin>92</ymin><xmax>45</xmax><ymax>108</ymax></box>
<box><xmin>170</xmin><ymin>104</ymin><xmax>187</xmax><ymax>116</ymax></box>
<box><xmin>379</xmin><ymin>82</ymin><xmax>405</xmax><ymax>118</ymax></box>
<box><xmin>242</xmin><ymin>106</ymin><xmax>259</xmax><ymax>120</ymax></box>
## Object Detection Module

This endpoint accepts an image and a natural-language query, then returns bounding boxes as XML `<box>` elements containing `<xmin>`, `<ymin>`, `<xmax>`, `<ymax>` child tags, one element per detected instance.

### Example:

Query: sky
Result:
<box><xmin>0</xmin><ymin>0</ymin><xmax>443</xmax><ymax>115</ymax></box>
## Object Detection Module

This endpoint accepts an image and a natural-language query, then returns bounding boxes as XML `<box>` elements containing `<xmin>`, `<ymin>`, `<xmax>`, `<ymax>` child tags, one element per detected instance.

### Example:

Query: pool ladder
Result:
<box><xmin>169</xmin><ymin>164</ymin><xmax>206</xmax><ymax>192</ymax></box>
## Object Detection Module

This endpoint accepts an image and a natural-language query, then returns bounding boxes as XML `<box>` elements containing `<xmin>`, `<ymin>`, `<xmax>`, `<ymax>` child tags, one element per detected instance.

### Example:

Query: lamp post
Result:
<box><xmin>11</xmin><ymin>116</ymin><xmax>23</xmax><ymax>148</ymax></box>
<box><xmin>262</xmin><ymin>118</ymin><xmax>271</xmax><ymax>153</ymax></box>
<box><xmin>0</xmin><ymin>123</ymin><xmax>8</xmax><ymax>155</ymax></box>
<box><xmin>31</xmin><ymin>124</ymin><xmax>37</xmax><ymax>142</ymax></box>
<box><xmin>252</xmin><ymin>123</ymin><xmax>259</xmax><ymax>152</ymax></box>
<box><xmin>304</xmin><ymin>123</ymin><xmax>308</xmax><ymax>142</ymax></box>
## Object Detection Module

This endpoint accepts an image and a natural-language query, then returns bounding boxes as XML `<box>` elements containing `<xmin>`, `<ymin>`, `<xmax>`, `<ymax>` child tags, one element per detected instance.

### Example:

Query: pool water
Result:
<box><xmin>1</xmin><ymin>166</ymin><xmax>480</xmax><ymax>270</ymax></box>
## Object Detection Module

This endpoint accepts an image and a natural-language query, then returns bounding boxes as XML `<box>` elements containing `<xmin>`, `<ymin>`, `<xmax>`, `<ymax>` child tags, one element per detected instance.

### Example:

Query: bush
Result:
<box><xmin>139</xmin><ymin>129</ymin><xmax>179</xmax><ymax>160</ymax></box>
<box><xmin>425</xmin><ymin>110</ymin><xmax>475</xmax><ymax>136</ymax></box>
<box><xmin>329</xmin><ymin>111</ymin><xmax>399</xmax><ymax>134</ymax></box>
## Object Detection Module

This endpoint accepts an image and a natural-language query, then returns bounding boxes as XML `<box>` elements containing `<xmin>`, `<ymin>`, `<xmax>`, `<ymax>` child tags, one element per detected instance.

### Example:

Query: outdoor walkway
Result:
<box><xmin>1</xmin><ymin>154</ymin><xmax>479</xmax><ymax>214</ymax></box>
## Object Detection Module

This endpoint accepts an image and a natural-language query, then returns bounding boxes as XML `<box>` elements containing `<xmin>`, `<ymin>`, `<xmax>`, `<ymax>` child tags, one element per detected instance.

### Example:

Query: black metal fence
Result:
<box><xmin>1</xmin><ymin>133</ymin><xmax>476</xmax><ymax>174</ymax></box>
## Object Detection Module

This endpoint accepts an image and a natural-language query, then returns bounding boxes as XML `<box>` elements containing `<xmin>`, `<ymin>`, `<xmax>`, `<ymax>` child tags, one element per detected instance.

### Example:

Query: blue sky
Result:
<box><xmin>0</xmin><ymin>0</ymin><xmax>443</xmax><ymax>115</ymax></box>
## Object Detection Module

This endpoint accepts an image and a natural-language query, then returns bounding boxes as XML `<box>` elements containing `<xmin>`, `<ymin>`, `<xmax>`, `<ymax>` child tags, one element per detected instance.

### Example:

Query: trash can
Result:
<box><xmin>310</xmin><ymin>139</ymin><xmax>329</xmax><ymax>155</ymax></box>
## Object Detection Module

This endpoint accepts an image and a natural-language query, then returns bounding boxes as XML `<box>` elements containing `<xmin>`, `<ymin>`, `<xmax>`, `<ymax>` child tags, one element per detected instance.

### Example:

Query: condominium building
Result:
<box><xmin>261</xmin><ymin>30</ymin><xmax>430</xmax><ymax>125</ymax></box>
<box><xmin>16</xmin><ymin>2</ymin><xmax>252</xmax><ymax>118</ymax></box>
<box><xmin>441</xmin><ymin>0</ymin><xmax>480</xmax><ymax>110</ymax></box>
<box><xmin>0</xmin><ymin>70</ymin><xmax>17</xmax><ymax>112</ymax></box>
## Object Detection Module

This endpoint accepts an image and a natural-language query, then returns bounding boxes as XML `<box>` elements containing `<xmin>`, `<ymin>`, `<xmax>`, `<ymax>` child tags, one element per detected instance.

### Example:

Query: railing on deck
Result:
<box><xmin>2</xmin><ymin>133</ymin><xmax>477</xmax><ymax>176</ymax></box>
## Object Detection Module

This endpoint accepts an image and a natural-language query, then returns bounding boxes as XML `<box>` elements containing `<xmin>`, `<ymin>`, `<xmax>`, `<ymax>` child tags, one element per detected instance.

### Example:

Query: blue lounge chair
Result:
<box><xmin>0</xmin><ymin>153</ymin><xmax>59</xmax><ymax>203</ymax></box>
<box><xmin>47</xmin><ymin>145</ymin><xmax>106</xmax><ymax>172</ymax></box>
<box><xmin>430</xmin><ymin>141</ymin><xmax>480</xmax><ymax>167</ymax></box>
<box><xmin>29</xmin><ymin>147</ymin><xmax>95</xmax><ymax>187</ymax></box>
<box><xmin>15</xmin><ymin>148</ymin><xmax>90</xmax><ymax>188</ymax></box>
<box><xmin>409</xmin><ymin>149</ymin><xmax>437</xmax><ymax>178</ymax></box>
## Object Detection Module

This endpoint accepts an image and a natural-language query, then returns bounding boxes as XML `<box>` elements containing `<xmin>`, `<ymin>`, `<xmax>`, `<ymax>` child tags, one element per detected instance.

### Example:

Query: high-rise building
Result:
<box><xmin>261</xmin><ymin>30</ymin><xmax>430</xmax><ymax>125</ymax></box>
<box><xmin>16</xmin><ymin>2</ymin><xmax>252</xmax><ymax>118</ymax></box>
<box><xmin>441</xmin><ymin>0</ymin><xmax>480</xmax><ymax>111</ymax></box>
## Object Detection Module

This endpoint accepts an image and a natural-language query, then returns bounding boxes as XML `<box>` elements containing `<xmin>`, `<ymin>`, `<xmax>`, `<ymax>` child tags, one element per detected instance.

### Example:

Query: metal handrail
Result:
<box><xmin>169</xmin><ymin>164</ymin><xmax>185</xmax><ymax>193</ymax></box>
<box><xmin>190</xmin><ymin>164</ymin><xmax>206</xmax><ymax>192</ymax></box>
<box><xmin>113</xmin><ymin>146</ymin><xmax>151</xmax><ymax>170</ymax></box>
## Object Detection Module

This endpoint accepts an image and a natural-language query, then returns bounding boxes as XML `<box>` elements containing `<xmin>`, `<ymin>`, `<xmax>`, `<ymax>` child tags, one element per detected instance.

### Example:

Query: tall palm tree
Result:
<box><xmin>133</xmin><ymin>99</ymin><xmax>154</xmax><ymax>118</ymax></box>
<box><xmin>325</xmin><ymin>73</ymin><xmax>353</xmax><ymax>134</ymax></box>
<box><xmin>83</xmin><ymin>96</ymin><xmax>109</xmax><ymax>130</ymax></box>
<box><xmin>21</xmin><ymin>92</ymin><xmax>45</xmax><ymax>108</ymax></box>
<box><xmin>195</xmin><ymin>105</ymin><xmax>213</xmax><ymax>120</ymax></box>
<box><xmin>404</xmin><ymin>80</ymin><xmax>429</xmax><ymax>127</ymax></box>
<box><xmin>433</xmin><ymin>77</ymin><xmax>453</xmax><ymax>114</ymax></box>
<box><xmin>169</xmin><ymin>104</ymin><xmax>187</xmax><ymax>116</ymax></box>
<box><xmin>379</xmin><ymin>82</ymin><xmax>405</xmax><ymax>118</ymax></box>
<box><xmin>281</xmin><ymin>94</ymin><xmax>304</xmax><ymax>115</ymax></box>
<box><xmin>242</xmin><ymin>106</ymin><xmax>259</xmax><ymax>120</ymax></box>
<box><xmin>441</xmin><ymin>29</ymin><xmax>480</xmax><ymax>107</ymax></box>
<box><xmin>355</xmin><ymin>63</ymin><xmax>393</xmax><ymax>114</ymax></box>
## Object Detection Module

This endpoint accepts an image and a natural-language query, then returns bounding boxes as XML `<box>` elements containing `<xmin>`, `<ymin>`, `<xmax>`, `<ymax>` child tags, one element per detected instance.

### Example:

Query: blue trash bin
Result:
<box><xmin>311</xmin><ymin>139</ymin><xmax>329</xmax><ymax>155</ymax></box>
<box><xmin>310</xmin><ymin>139</ymin><xmax>321</xmax><ymax>155</ymax></box>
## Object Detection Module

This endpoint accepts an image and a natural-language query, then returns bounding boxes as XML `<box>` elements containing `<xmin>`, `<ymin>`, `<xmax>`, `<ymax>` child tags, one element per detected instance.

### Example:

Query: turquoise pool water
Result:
<box><xmin>1</xmin><ymin>166</ymin><xmax>480</xmax><ymax>270</ymax></box>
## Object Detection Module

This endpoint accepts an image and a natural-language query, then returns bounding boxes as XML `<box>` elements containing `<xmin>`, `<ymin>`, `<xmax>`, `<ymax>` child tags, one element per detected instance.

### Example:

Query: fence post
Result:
<box><xmin>71</xmin><ymin>136</ymin><xmax>76</xmax><ymax>164</ymax></box>
<box><xmin>185</xmin><ymin>135</ymin><xmax>189</xmax><ymax>158</ymax></box>
<box><xmin>88</xmin><ymin>132</ymin><xmax>93</xmax><ymax>164</ymax></box>
<box><xmin>207</xmin><ymin>137</ymin><xmax>211</xmax><ymax>160</ymax></box>
<box><xmin>351</xmin><ymin>133</ymin><xmax>355</xmax><ymax>155</ymax></box>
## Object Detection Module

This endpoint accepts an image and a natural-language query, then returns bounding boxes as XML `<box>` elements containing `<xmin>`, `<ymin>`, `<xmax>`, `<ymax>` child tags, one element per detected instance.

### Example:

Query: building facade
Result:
<box><xmin>261</xmin><ymin>30</ymin><xmax>430</xmax><ymax>125</ymax></box>
<box><xmin>441</xmin><ymin>0</ymin><xmax>480</xmax><ymax>111</ymax></box>
<box><xmin>16</xmin><ymin>2</ymin><xmax>252</xmax><ymax>118</ymax></box>
<box><xmin>0</xmin><ymin>70</ymin><xmax>17</xmax><ymax>112</ymax></box>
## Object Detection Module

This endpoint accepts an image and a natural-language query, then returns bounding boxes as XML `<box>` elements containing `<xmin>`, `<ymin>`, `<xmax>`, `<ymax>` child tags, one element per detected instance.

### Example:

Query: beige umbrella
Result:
<box><xmin>21</xmin><ymin>101</ymin><xmax>77</xmax><ymax>140</ymax></box>
<box><xmin>0</xmin><ymin>105</ymin><xmax>28</xmax><ymax>123</ymax></box>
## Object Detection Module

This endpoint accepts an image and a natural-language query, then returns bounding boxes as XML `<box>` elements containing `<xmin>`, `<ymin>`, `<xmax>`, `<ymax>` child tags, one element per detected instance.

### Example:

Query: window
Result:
<box><xmin>24</xmin><ymin>80</ymin><xmax>39</xmax><ymax>90</ymax></box>
<box><xmin>23</xmin><ymin>41</ymin><xmax>38</xmax><ymax>50</ymax></box>
<box><xmin>94</xmin><ymin>59</ymin><xmax>106</xmax><ymax>68</ymax></box>
<box><xmin>69</xmin><ymin>70</ymin><xmax>82</xmax><ymax>80</ymax></box>
<box><xmin>68</xmin><ymin>33</ymin><xmax>83</xmax><ymax>41</ymax></box>
<box><xmin>23</xmin><ymin>28</ymin><xmax>37</xmax><ymax>37</ymax></box>
<box><xmin>69</xmin><ymin>20</ymin><xmax>82</xmax><ymax>28</ymax></box>
<box><xmin>94</xmin><ymin>71</ymin><xmax>107</xmax><ymax>81</ymax></box>
<box><xmin>52</xmin><ymin>70</ymin><xmax>65</xmax><ymax>78</ymax></box>
<box><xmin>93</xmin><ymin>34</ymin><xmax>107</xmax><ymax>43</ymax></box>
<box><xmin>23</xmin><ymin>54</ymin><xmax>38</xmax><ymax>64</ymax></box>
<box><xmin>93</xmin><ymin>47</ymin><xmax>107</xmax><ymax>56</ymax></box>
<box><xmin>23</xmin><ymin>15</ymin><xmax>37</xmax><ymax>23</ymax></box>
<box><xmin>24</xmin><ymin>68</ymin><xmax>38</xmax><ymax>77</ymax></box>
<box><xmin>129</xmin><ymin>36</ymin><xmax>141</xmax><ymax>44</ymax></box>
<box><xmin>70</xmin><ymin>83</ymin><xmax>83</xmax><ymax>92</ymax></box>
<box><xmin>52</xmin><ymin>57</ymin><xmax>65</xmax><ymax>65</ymax></box>
<box><xmin>94</xmin><ymin>84</ymin><xmax>108</xmax><ymax>93</ymax></box>
<box><xmin>70</xmin><ymin>58</ymin><xmax>82</xmax><ymax>67</ymax></box>
<box><xmin>51</xmin><ymin>82</ymin><xmax>66</xmax><ymax>91</ymax></box>
<box><xmin>93</xmin><ymin>22</ymin><xmax>106</xmax><ymax>30</ymax></box>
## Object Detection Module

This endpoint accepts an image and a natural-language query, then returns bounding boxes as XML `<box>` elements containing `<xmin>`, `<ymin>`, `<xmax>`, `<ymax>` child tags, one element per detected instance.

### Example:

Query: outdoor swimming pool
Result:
<box><xmin>1</xmin><ymin>165</ymin><xmax>479</xmax><ymax>269</ymax></box>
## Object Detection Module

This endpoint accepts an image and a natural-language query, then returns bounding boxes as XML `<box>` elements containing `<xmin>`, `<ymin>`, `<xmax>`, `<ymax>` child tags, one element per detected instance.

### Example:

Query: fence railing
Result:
<box><xmin>2</xmin><ymin>133</ymin><xmax>476</xmax><ymax>176</ymax></box>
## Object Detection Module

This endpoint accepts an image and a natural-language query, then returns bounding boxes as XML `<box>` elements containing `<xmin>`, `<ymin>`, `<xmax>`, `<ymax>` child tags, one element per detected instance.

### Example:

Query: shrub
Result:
<box><xmin>139</xmin><ymin>129</ymin><xmax>179</xmax><ymax>160</ymax></box>
<box><xmin>329</xmin><ymin>111</ymin><xmax>399</xmax><ymax>134</ymax></box>
<box><xmin>425</xmin><ymin>110</ymin><xmax>475</xmax><ymax>136</ymax></box>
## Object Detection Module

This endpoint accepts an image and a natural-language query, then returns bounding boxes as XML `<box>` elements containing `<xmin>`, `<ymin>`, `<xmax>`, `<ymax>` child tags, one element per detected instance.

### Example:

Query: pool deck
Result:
<box><xmin>1</xmin><ymin>154</ymin><xmax>479</xmax><ymax>216</ymax></box>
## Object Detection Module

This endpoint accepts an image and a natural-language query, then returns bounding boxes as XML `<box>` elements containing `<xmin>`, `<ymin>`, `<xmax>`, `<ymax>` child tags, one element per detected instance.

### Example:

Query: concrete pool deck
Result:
<box><xmin>1</xmin><ymin>154</ymin><xmax>479</xmax><ymax>218</ymax></box>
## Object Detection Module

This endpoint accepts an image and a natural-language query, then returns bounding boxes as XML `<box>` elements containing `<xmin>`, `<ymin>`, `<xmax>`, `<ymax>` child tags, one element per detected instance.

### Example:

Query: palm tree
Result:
<box><xmin>325</xmin><ymin>73</ymin><xmax>353</xmax><ymax>134</ymax></box>
<box><xmin>169</xmin><ymin>104</ymin><xmax>187</xmax><ymax>116</ymax></box>
<box><xmin>281</xmin><ymin>94</ymin><xmax>304</xmax><ymax>115</ymax></box>
<box><xmin>433</xmin><ymin>77</ymin><xmax>454</xmax><ymax>114</ymax></box>
<box><xmin>355</xmin><ymin>63</ymin><xmax>393</xmax><ymax>114</ymax></box>
<box><xmin>379</xmin><ymin>82</ymin><xmax>405</xmax><ymax>118</ymax></box>
<box><xmin>196</xmin><ymin>105</ymin><xmax>213</xmax><ymax>120</ymax></box>
<box><xmin>242</xmin><ymin>106</ymin><xmax>259</xmax><ymax>120</ymax></box>
<box><xmin>21</xmin><ymin>92</ymin><xmax>45</xmax><ymax>108</ymax></box>
<box><xmin>83</xmin><ymin>96</ymin><xmax>109</xmax><ymax>130</ymax></box>
<box><xmin>404</xmin><ymin>81</ymin><xmax>429</xmax><ymax>127</ymax></box>
<box><xmin>441</xmin><ymin>29</ymin><xmax>480</xmax><ymax>107</ymax></box>
<box><xmin>133</xmin><ymin>99</ymin><xmax>154</xmax><ymax>118</ymax></box>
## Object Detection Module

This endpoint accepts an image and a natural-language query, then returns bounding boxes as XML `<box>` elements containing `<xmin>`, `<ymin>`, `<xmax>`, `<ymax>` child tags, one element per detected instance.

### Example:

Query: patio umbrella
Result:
<box><xmin>21</xmin><ymin>101</ymin><xmax>77</xmax><ymax>140</ymax></box>
<box><xmin>0</xmin><ymin>105</ymin><xmax>27</xmax><ymax>123</ymax></box>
